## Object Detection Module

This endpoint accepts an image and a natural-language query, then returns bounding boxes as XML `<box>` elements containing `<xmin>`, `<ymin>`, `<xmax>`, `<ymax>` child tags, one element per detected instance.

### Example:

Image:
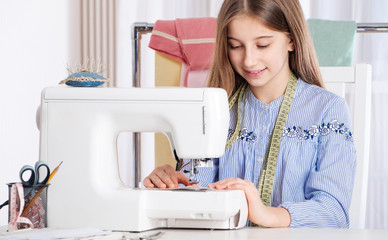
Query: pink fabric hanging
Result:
<box><xmin>149</xmin><ymin>17</ymin><xmax>216</xmax><ymax>87</ymax></box>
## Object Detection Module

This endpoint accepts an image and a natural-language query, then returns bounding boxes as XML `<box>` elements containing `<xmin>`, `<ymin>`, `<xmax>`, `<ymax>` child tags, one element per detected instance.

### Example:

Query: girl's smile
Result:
<box><xmin>244</xmin><ymin>67</ymin><xmax>267</xmax><ymax>78</ymax></box>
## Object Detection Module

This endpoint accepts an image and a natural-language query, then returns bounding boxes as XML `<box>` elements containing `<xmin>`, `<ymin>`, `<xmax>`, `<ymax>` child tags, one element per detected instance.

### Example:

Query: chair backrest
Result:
<box><xmin>320</xmin><ymin>64</ymin><xmax>372</xmax><ymax>229</ymax></box>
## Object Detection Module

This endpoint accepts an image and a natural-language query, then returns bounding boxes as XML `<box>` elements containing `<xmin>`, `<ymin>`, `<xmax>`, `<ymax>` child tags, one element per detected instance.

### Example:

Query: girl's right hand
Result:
<box><xmin>143</xmin><ymin>164</ymin><xmax>190</xmax><ymax>188</ymax></box>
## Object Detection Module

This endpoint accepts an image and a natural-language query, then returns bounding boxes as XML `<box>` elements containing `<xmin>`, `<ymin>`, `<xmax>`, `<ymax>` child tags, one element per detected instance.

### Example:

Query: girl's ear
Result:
<box><xmin>288</xmin><ymin>38</ymin><xmax>295</xmax><ymax>52</ymax></box>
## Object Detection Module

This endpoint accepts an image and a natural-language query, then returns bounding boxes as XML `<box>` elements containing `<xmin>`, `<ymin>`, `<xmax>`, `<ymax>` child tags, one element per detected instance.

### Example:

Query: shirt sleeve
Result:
<box><xmin>280</xmin><ymin>97</ymin><xmax>357</xmax><ymax>228</ymax></box>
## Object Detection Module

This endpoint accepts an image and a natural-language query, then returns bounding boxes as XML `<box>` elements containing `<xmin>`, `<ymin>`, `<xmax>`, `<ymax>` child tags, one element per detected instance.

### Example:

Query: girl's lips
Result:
<box><xmin>244</xmin><ymin>68</ymin><xmax>266</xmax><ymax>77</ymax></box>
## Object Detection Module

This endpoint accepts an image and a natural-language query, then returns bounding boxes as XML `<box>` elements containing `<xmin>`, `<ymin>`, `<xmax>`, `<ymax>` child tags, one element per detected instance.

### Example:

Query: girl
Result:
<box><xmin>143</xmin><ymin>0</ymin><xmax>356</xmax><ymax>228</ymax></box>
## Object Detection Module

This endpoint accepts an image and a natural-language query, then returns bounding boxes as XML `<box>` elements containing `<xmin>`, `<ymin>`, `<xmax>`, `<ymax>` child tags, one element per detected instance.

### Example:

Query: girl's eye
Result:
<box><xmin>257</xmin><ymin>45</ymin><xmax>269</xmax><ymax>49</ymax></box>
<box><xmin>229</xmin><ymin>45</ymin><xmax>241</xmax><ymax>49</ymax></box>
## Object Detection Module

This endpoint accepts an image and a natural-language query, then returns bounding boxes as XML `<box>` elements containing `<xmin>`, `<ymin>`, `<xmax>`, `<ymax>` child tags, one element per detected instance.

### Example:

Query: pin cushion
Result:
<box><xmin>60</xmin><ymin>69</ymin><xmax>107</xmax><ymax>87</ymax></box>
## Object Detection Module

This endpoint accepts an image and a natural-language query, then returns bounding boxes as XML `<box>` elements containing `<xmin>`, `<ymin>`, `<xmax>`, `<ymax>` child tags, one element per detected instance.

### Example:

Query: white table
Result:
<box><xmin>1</xmin><ymin>227</ymin><xmax>388</xmax><ymax>240</ymax></box>
<box><xmin>98</xmin><ymin>228</ymin><xmax>388</xmax><ymax>240</ymax></box>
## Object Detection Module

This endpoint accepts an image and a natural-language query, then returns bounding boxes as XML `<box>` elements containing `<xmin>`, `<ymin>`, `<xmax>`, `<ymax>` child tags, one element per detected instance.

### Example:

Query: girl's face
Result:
<box><xmin>227</xmin><ymin>15</ymin><xmax>294</xmax><ymax>102</ymax></box>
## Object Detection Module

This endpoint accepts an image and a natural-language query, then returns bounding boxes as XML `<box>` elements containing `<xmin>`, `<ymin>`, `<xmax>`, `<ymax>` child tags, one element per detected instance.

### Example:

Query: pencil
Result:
<box><xmin>46</xmin><ymin>161</ymin><xmax>63</xmax><ymax>184</ymax></box>
<box><xmin>21</xmin><ymin>161</ymin><xmax>63</xmax><ymax>217</ymax></box>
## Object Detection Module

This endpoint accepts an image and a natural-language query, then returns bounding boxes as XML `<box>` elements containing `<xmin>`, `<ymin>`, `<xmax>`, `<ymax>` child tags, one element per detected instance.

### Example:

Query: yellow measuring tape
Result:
<box><xmin>257</xmin><ymin>73</ymin><xmax>297</xmax><ymax>205</ymax></box>
<box><xmin>226</xmin><ymin>74</ymin><xmax>298</xmax><ymax>226</ymax></box>
<box><xmin>225</xmin><ymin>83</ymin><xmax>248</xmax><ymax>150</ymax></box>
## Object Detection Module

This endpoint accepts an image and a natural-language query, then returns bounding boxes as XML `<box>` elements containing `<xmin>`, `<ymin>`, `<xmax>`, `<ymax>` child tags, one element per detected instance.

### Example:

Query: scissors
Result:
<box><xmin>19</xmin><ymin>161</ymin><xmax>51</xmax><ymax>188</ymax></box>
<box><xmin>0</xmin><ymin>161</ymin><xmax>51</xmax><ymax>210</ymax></box>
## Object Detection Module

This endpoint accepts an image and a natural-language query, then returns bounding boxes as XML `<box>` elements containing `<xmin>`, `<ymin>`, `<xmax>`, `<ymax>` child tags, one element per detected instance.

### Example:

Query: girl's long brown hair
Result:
<box><xmin>207</xmin><ymin>0</ymin><xmax>323</xmax><ymax>98</ymax></box>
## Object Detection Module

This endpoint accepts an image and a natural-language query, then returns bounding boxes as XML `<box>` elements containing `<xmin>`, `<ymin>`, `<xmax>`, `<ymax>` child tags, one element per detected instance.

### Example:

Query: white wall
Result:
<box><xmin>0</xmin><ymin>0</ymin><xmax>69</xmax><ymax>225</ymax></box>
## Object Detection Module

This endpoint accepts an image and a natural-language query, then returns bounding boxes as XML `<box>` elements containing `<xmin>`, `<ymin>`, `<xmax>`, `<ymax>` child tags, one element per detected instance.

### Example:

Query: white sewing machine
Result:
<box><xmin>37</xmin><ymin>86</ymin><xmax>248</xmax><ymax>231</ymax></box>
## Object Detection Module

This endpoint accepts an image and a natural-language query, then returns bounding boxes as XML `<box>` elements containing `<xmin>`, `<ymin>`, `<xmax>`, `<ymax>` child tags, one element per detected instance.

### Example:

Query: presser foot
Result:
<box><xmin>185</xmin><ymin>158</ymin><xmax>214</xmax><ymax>185</ymax></box>
<box><xmin>189</xmin><ymin>178</ymin><xmax>199</xmax><ymax>185</ymax></box>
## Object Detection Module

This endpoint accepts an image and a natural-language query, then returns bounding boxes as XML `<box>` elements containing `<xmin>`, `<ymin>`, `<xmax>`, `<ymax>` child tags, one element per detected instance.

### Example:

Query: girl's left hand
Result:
<box><xmin>208</xmin><ymin>178</ymin><xmax>264</xmax><ymax>224</ymax></box>
<box><xmin>208</xmin><ymin>178</ymin><xmax>291</xmax><ymax>228</ymax></box>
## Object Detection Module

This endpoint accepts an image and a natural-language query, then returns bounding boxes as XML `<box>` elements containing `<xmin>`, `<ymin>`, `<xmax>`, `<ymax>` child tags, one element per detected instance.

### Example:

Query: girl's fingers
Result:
<box><xmin>209</xmin><ymin>178</ymin><xmax>246</xmax><ymax>189</ymax></box>
<box><xmin>176</xmin><ymin>171</ymin><xmax>190</xmax><ymax>186</ymax></box>
<box><xmin>143</xmin><ymin>164</ymin><xmax>190</xmax><ymax>189</ymax></box>
<box><xmin>143</xmin><ymin>177</ymin><xmax>155</xmax><ymax>188</ymax></box>
<box><xmin>154</xmin><ymin>165</ymin><xmax>179</xmax><ymax>188</ymax></box>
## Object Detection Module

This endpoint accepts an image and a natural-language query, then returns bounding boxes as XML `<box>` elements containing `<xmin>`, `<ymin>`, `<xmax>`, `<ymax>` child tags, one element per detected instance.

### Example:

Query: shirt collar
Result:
<box><xmin>245</xmin><ymin>78</ymin><xmax>303</xmax><ymax>110</ymax></box>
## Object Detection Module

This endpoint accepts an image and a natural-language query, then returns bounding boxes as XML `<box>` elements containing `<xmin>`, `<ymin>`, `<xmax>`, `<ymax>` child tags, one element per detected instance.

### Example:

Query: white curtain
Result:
<box><xmin>356</xmin><ymin>1</ymin><xmax>388</xmax><ymax>230</ymax></box>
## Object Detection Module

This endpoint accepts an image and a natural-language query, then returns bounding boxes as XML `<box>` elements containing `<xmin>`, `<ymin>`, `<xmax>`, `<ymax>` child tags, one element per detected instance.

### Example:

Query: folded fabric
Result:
<box><xmin>181</xmin><ymin>63</ymin><xmax>209</xmax><ymax>88</ymax></box>
<box><xmin>149</xmin><ymin>17</ymin><xmax>216</xmax><ymax>87</ymax></box>
<box><xmin>307</xmin><ymin>18</ymin><xmax>357</xmax><ymax>66</ymax></box>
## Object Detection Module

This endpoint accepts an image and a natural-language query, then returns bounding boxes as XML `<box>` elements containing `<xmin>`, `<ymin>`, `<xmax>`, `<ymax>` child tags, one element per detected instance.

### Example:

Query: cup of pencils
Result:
<box><xmin>7</xmin><ymin>183</ymin><xmax>49</xmax><ymax>229</ymax></box>
<box><xmin>5</xmin><ymin>161</ymin><xmax>62</xmax><ymax>230</ymax></box>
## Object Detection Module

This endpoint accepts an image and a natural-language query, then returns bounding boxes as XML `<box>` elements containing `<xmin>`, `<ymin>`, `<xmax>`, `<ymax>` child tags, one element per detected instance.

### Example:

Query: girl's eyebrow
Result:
<box><xmin>227</xmin><ymin>35</ymin><xmax>274</xmax><ymax>41</ymax></box>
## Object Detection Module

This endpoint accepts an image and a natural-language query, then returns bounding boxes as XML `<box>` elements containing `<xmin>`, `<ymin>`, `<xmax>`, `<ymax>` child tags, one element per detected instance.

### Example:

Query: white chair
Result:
<box><xmin>321</xmin><ymin>64</ymin><xmax>372</xmax><ymax>229</ymax></box>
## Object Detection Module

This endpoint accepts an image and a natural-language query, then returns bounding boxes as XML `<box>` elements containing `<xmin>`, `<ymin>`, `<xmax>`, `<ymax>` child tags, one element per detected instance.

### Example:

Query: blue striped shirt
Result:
<box><xmin>183</xmin><ymin>79</ymin><xmax>356</xmax><ymax>228</ymax></box>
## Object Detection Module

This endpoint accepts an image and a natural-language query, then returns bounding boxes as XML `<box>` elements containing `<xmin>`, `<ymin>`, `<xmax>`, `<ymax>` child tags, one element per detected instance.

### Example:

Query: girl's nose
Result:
<box><xmin>243</xmin><ymin>48</ymin><xmax>256</xmax><ymax>68</ymax></box>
